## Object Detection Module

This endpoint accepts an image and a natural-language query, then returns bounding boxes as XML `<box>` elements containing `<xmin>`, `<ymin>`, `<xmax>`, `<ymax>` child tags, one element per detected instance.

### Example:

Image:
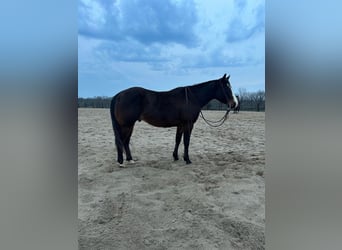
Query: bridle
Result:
<box><xmin>185</xmin><ymin>80</ymin><xmax>233</xmax><ymax>127</ymax></box>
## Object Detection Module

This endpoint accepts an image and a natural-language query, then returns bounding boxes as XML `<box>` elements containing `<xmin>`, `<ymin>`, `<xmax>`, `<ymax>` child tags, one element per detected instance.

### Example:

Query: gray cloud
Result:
<box><xmin>182</xmin><ymin>50</ymin><xmax>262</xmax><ymax>69</ymax></box>
<box><xmin>78</xmin><ymin>0</ymin><xmax>121</xmax><ymax>40</ymax></box>
<box><xmin>78</xmin><ymin>0</ymin><xmax>198</xmax><ymax>47</ymax></box>
<box><xmin>226</xmin><ymin>3</ymin><xmax>264</xmax><ymax>43</ymax></box>
<box><xmin>235</xmin><ymin>0</ymin><xmax>247</xmax><ymax>11</ymax></box>
<box><xmin>95</xmin><ymin>39</ymin><xmax>167</xmax><ymax>63</ymax></box>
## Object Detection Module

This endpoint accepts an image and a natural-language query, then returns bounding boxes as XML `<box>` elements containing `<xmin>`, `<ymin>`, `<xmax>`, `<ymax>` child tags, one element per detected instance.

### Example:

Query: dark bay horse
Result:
<box><xmin>110</xmin><ymin>74</ymin><xmax>238</xmax><ymax>166</ymax></box>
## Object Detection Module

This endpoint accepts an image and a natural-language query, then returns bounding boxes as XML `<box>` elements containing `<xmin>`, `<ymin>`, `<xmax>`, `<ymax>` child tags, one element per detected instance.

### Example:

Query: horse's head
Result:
<box><xmin>215</xmin><ymin>74</ymin><xmax>238</xmax><ymax>109</ymax></box>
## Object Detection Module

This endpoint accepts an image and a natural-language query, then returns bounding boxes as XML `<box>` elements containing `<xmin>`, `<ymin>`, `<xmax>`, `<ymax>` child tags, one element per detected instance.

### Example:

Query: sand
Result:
<box><xmin>78</xmin><ymin>109</ymin><xmax>265</xmax><ymax>249</ymax></box>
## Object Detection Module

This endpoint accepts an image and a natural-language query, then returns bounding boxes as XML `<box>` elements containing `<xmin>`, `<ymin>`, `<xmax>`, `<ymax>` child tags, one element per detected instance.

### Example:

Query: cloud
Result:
<box><xmin>78</xmin><ymin>0</ymin><xmax>265</xmax><ymax>96</ymax></box>
<box><xmin>226</xmin><ymin>2</ymin><xmax>265</xmax><ymax>42</ymax></box>
<box><xmin>94</xmin><ymin>39</ymin><xmax>167</xmax><ymax>63</ymax></box>
<box><xmin>78</xmin><ymin>0</ymin><xmax>198</xmax><ymax>47</ymax></box>
<box><xmin>179</xmin><ymin>47</ymin><xmax>263</xmax><ymax>69</ymax></box>
<box><xmin>119</xmin><ymin>0</ymin><xmax>198</xmax><ymax>46</ymax></box>
<box><xmin>234</xmin><ymin>0</ymin><xmax>247</xmax><ymax>11</ymax></box>
<box><xmin>78</xmin><ymin>0</ymin><xmax>120</xmax><ymax>40</ymax></box>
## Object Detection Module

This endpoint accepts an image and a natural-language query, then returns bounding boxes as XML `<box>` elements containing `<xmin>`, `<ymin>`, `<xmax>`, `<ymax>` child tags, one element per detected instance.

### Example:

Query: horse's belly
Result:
<box><xmin>140</xmin><ymin>113</ymin><xmax>179</xmax><ymax>127</ymax></box>
<box><xmin>146</xmin><ymin>120</ymin><xmax>177</xmax><ymax>127</ymax></box>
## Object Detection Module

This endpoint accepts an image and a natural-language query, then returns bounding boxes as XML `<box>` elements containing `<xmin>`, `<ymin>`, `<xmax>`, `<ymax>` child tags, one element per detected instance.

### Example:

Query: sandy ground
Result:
<box><xmin>78</xmin><ymin>109</ymin><xmax>265</xmax><ymax>250</ymax></box>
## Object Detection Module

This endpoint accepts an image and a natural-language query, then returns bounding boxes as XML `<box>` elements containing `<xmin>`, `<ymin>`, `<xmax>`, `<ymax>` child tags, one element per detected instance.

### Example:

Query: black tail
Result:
<box><xmin>110</xmin><ymin>95</ymin><xmax>123</xmax><ymax>153</ymax></box>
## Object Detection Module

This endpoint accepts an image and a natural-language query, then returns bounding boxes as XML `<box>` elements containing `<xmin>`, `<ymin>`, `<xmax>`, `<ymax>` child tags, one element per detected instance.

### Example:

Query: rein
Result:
<box><xmin>185</xmin><ymin>86</ymin><xmax>231</xmax><ymax>128</ymax></box>
<box><xmin>199</xmin><ymin>109</ymin><xmax>230</xmax><ymax>127</ymax></box>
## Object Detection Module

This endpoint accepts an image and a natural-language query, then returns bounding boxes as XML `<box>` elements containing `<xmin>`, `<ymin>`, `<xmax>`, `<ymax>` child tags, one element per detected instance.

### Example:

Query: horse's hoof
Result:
<box><xmin>118</xmin><ymin>164</ymin><xmax>126</xmax><ymax>168</ymax></box>
<box><xmin>185</xmin><ymin>160</ymin><xmax>192</xmax><ymax>164</ymax></box>
<box><xmin>127</xmin><ymin>160</ymin><xmax>135</xmax><ymax>164</ymax></box>
<box><xmin>173</xmin><ymin>152</ymin><xmax>179</xmax><ymax>161</ymax></box>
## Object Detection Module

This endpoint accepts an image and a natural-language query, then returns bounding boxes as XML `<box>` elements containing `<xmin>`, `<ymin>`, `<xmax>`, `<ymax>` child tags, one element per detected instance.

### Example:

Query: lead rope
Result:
<box><xmin>185</xmin><ymin>87</ymin><xmax>230</xmax><ymax>128</ymax></box>
<box><xmin>199</xmin><ymin>109</ymin><xmax>230</xmax><ymax>127</ymax></box>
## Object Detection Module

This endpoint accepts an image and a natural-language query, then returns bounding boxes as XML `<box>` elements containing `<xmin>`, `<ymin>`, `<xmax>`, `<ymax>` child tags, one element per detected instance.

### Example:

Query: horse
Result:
<box><xmin>233</xmin><ymin>95</ymin><xmax>240</xmax><ymax>113</ymax></box>
<box><xmin>110</xmin><ymin>74</ymin><xmax>238</xmax><ymax>166</ymax></box>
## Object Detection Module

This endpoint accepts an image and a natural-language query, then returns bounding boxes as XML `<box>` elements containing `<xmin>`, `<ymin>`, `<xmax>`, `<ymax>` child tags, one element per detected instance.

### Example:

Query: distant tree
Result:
<box><xmin>249</xmin><ymin>90</ymin><xmax>265</xmax><ymax>111</ymax></box>
<box><xmin>226</xmin><ymin>88</ymin><xmax>265</xmax><ymax>111</ymax></box>
<box><xmin>238</xmin><ymin>87</ymin><xmax>248</xmax><ymax>103</ymax></box>
<box><xmin>78</xmin><ymin>96</ymin><xmax>111</xmax><ymax>108</ymax></box>
<box><xmin>77</xmin><ymin>90</ymin><xmax>265</xmax><ymax>111</ymax></box>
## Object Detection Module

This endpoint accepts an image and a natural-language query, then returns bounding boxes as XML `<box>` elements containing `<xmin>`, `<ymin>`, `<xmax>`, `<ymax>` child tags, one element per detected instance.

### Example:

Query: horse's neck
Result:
<box><xmin>189</xmin><ymin>81</ymin><xmax>217</xmax><ymax>107</ymax></box>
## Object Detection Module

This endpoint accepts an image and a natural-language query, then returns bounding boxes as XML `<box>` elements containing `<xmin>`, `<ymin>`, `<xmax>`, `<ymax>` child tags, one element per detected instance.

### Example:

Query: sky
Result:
<box><xmin>78</xmin><ymin>0</ymin><xmax>264</xmax><ymax>97</ymax></box>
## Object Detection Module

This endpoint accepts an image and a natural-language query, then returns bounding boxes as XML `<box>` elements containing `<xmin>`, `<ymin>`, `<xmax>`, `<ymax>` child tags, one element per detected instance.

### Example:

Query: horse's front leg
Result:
<box><xmin>173</xmin><ymin>126</ymin><xmax>183</xmax><ymax>161</ymax></box>
<box><xmin>183</xmin><ymin>123</ymin><xmax>193</xmax><ymax>164</ymax></box>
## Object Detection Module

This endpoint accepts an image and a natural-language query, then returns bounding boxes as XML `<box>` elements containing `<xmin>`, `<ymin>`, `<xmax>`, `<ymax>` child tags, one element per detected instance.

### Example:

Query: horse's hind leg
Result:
<box><xmin>115</xmin><ymin>136</ymin><xmax>124</xmax><ymax>165</ymax></box>
<box><xmin>183</xmin><ymin>123</ymin><xmax>193</xmax><ymax>164</ymax></box>
<box><xmin>122</xmin><ymin>125</ymin><xmax>134</xmax><ymax>162</ymax></box>
<box><xmin>173</xmin><ymin>126</ymin><xmax>183</xmax><ymax>161</ymax></box>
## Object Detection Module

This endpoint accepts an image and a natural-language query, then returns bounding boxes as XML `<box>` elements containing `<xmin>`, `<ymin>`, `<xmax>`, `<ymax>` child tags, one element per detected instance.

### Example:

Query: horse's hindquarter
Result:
<box><xmin>114</xmin><ymin>87</ymin><xmax>145</xmax><ymax>126</ymax></box>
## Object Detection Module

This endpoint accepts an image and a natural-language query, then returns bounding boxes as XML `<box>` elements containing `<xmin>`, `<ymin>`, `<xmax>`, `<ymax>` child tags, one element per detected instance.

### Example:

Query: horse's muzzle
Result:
<box><xmin>229</xmin><ymin>101</ymin><xmax>237</xmax><ymax>109</ymax></box>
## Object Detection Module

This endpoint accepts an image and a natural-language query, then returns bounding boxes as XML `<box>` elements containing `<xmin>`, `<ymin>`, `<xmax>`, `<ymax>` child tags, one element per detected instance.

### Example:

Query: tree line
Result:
<box><xmin>203</xmin><ymin>88</ymin><xmax>265</xmax><ymax>111</ymax></box>
<box><xmin>78</xmin><ymin>88</ymin><xmax>265</xmax><ymax>111</ymax></box>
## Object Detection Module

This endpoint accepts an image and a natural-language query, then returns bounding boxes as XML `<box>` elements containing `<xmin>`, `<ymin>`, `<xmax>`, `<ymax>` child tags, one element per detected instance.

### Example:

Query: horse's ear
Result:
<box><xmin>222</xmin><ymin>73</ymin><xmax>227</xmax><ymax>79</ymax></box>
<box><xmin>227</xmin><ymin>74</ymin><xmax>230</xmax><ymax>79</ymax></box>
